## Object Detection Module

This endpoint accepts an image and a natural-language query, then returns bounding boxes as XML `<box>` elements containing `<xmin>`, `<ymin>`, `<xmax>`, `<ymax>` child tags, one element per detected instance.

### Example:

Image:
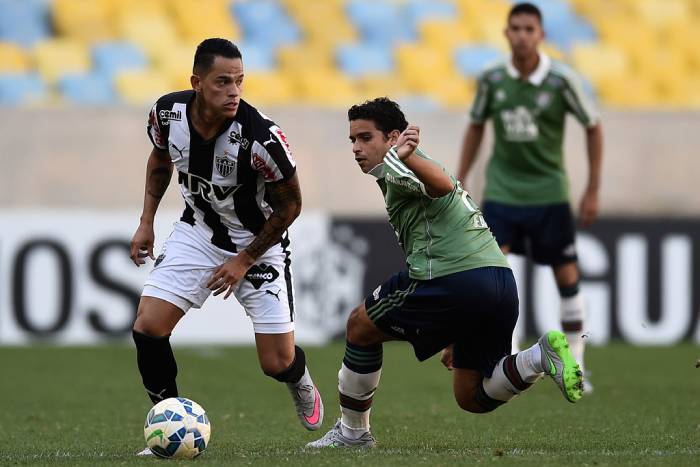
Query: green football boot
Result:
<box><xmin>538</xmin><ymin>331</ymin><xmax>584</xmax><ymax>403</ymax></box>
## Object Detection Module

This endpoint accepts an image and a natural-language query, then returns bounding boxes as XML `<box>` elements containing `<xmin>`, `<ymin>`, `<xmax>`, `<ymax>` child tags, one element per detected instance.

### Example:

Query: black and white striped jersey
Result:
<box><xmin>147</xmin><ymin>90</ymin><xmax>296</xmax><ymax>252</ymax></box>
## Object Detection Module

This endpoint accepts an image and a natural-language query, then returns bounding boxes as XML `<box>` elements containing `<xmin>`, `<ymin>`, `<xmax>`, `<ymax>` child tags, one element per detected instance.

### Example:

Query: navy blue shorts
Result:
<box><xmin>364</xmin><ymin>266</ymin><xmax>518</xmax><ymax>377</ymax></box>
<box><xmin>482</xmin><ymin>201</ymin><xmax>578</xmax><ymax>266</ymax></box>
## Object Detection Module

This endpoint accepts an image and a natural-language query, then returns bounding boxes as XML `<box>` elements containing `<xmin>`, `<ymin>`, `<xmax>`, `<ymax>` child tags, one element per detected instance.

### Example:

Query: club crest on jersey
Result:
<box><xmin>158</xmin><ymin>109</ymin><xmax>181</xmax><ymax>125</ymax></box>
<box><xmin>228</xmin><ymin>130</ymin><xmax>250</xmax><ymax>149</ymax></box>
<box><xmin>215</xmin><ymin>150</ymin><xmax>236</xmax><ymax>177</ymax></box>
<box><xmin>536</xmin><ymin>91</ymin><xmax>552</xmax><ymax>109</ymax></box>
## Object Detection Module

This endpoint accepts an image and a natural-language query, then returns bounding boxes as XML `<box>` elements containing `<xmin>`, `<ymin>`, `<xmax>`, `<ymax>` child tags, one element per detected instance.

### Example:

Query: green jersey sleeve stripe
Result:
<box><xmin>470</xmin><ymin>78</ymin><xmax>490</xmax><ymax>122</ymax></box>
<box><xmin>552</xmin><ymin>65</ymin><xmax>599</xmax><ymax>127</ymax></box>
<box><xmin>385</xmin><ymin>152</ymin><xmax>420</xmax><ymax>181</ymax></box>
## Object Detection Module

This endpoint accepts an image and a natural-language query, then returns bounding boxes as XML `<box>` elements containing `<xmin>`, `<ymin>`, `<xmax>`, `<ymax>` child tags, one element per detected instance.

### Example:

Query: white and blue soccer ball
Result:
<box><xmin>143</xmin><ymin>397</ymin><xmax>211</xmax><ymax>459</ymax></box>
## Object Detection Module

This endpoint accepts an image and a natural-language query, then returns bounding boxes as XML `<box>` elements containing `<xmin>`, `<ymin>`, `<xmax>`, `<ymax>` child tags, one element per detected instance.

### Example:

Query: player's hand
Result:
<box><xmin>395</xmin><ymin>125</ymin><xmax>420</xmax><ymax>160</ymax></box>
<box><xmin>207</xmin><ymin>251</ymin><xmax>256</xmax><ymax>300</ymax></box>
<box><xmin>579</xmin><ymin>189</ymin><xmax>599</xmax><ymax>228</ymax></box>
<box><xmin>440</xmin><ymin>344</ymin><xmax>454</xmax><ymax>371</ymax></box>
<box><xmin>130</xmin><ymin>222</ymin><xmax>156</xmax><ymax>266</ymax></box>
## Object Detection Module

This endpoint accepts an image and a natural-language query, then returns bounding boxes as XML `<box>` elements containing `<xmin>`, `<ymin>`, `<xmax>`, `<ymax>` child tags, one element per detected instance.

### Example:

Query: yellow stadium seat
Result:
<box><xmin>242</xmin><ymin>71</ymin><xmax>296</xmax><ymax>106</ymax></box>
<box><xmin>277</xmin><ymin>44</ymin><xmax>334</xmax><ymax>75</ymax></box>
<box><xmin>596</xmin><ymin>76</ymin><xmax>658</xmax><ymax>109</ymax></box>
<box><xmin>295</xmin><ymin>69</ymin><xmax>359</xmax><ymax>107</ymax></box>
<box><xmin>115</xmin><ymin>70</ymin><xmax>173</xmax><ymax>106</ymax></box>
<box><xmin>395</xmin><ymin>44</ymin><xmax>454</xmax><ymax>93</ymax></box>
<box><xmin>0</xmin><ymin>42</ymin><xmax>31</xmax><ymax>73</ymax></box>
<box><xmin>432</xmin><ymin>74</ymin><xmax>475</xmax><ymax>109</ymax></box>
<box><xmin>118</xmin><ymin>14</ymin><xmax>181</xmax><ymax>61</ymax></box>
<box><xmin>632</xmin><ymin>0</ymin><xmax>689</xmax><ymax>28</ymax></box>
<box><xmin>52</xmin><ymin>0</ymin><xmax>116</xmax><ymax>42</ymax></box>
<box><xmin>356</xmin><ymin>75</ymin><xmax>407</xmax><ymax>101</ymax></box>
<box><xmin>285</xmin><ymin>0</ymin><xmax>357</xmax><ymax>48</ymax></box>
<box><xmin>420</xmin><ymin>19</ymin><xmax>477</xmax><ymax>50</ymax></box>
<box><xmin>153</xmin><ymin>44</ymin><xmax>195</xmax><ymax>91</ymax></box>
<box><xmin>34</xmin><ymin>39</ymin><xmax>90</xmax><ymax>83</ymax></box>
<box><xmin>170</xmin><ymin>0</ymin><xmax>239</xmax><ymax>44</ymax></box>
<box><xmin>571</xmin><ymin>43</ymin><xmax>628</xmax><ymax>86</ymax></box>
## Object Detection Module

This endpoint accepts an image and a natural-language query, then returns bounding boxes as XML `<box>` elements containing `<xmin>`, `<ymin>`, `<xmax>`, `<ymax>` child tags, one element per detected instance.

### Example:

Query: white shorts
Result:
<box><xmin>142</xmin><ymin>221</ymin><xmax>295</xmax><ymax>334</ymax></box>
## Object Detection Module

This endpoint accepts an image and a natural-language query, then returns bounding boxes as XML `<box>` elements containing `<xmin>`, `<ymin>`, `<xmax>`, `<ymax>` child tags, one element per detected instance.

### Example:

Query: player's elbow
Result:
<box><xmin>427</xmin><ymin>179</ymin><xmax>454</xmax><ymax>198</ymax></box>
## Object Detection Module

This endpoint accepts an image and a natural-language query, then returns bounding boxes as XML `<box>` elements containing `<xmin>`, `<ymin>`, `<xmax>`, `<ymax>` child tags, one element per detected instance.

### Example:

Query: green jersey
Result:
<box><xmin>369</xmin><ymin>147</ymin><xmax>509</xmax><ymax>280</ymax></box>
<box><xmin>470</xmin><ymin>53</ymin><xmax>599</xmax><ymax>205</ymax></box>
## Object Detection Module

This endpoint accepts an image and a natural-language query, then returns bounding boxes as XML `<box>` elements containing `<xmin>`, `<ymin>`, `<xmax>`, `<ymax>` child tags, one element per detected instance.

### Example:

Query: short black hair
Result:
<box><xmin>348</xmin><ymin>97</ymin><xmax>408</xmax><ymax>137</ymax></box>
<box><xmin>508</xmin><ymin>2</ymin><xmax>542</xmax><ymax>24</ymax></box>
<box><xmin>193</xmin><ymin>38</ymin><xmax>242</xmax><ymax>74</ymax></box>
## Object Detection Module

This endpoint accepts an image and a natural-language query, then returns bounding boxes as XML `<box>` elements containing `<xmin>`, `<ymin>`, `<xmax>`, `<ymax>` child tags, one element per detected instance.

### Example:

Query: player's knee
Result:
<box><xmin>132</xmin><ymin>314</ymin><xmax>169</xmax><ymax>337</ymax></box>
<box><xmin>455</xmin><ymin>393</ymin><xmax>490</xmax><ymax>414</ymax></box>
<box><xmin>346</xmin><ymin>306</ymin><xmax>381</xmax><ymax>347</ymax></box>
<box><xmin>260</xmin><ymin>350</ymin><xmax>295</xmax><ymax>377</ymax></box>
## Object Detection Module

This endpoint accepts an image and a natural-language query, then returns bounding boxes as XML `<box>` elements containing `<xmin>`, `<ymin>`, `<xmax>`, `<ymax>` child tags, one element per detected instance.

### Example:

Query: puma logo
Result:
<box><xmin>146</xmin><ymin>388</ymin><xmax>168</xmax><ymax>401</ymax></box>
<box><xmin>265</xmin><ymin>289</ymin><xmax>281</xmax><ymax>300</ymax></box>
<box><xmin>262</xmin><ymin>135</ymin><xmax>277</xmax><ymax>147</ymax></box>
<box><xmin>171</xmin><ymin>143</ymin><xmax>185</xmax><ymax>158</ymax></box>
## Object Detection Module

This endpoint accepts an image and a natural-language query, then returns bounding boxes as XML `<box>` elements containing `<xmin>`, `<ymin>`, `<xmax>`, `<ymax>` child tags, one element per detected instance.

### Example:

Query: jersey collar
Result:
<box><xmin>367</xmin><ymin>162</ymin><xmax>385</xmax><ymax>179</ymax></box>
<box><xmin>506</xmin><ymin>51</ymin><xmax>550</xmax><ymax>86</ymax></box>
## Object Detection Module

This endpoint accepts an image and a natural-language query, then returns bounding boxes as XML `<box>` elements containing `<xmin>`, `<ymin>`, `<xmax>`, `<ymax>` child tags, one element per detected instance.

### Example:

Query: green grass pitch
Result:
<box><xmin>1</xmin><ymin>342</ymin><xmax>698</xmax><ymax>466</ymax></box>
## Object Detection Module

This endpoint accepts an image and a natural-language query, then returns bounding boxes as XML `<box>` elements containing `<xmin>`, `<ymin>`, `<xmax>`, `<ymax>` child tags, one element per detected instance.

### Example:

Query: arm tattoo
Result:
<box><xmin>147</xmin><ymin>166</ymin><xmax>172</xmax><ymax>199</ymax></box>
<box><xmin>245</xmin><ymin>174</ymin><xmax>302</xmax><ymax>260</ymax></box>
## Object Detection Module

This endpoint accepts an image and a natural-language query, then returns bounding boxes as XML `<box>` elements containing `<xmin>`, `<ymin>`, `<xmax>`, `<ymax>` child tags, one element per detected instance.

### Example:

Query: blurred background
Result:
<box><xmin>0</xmin><ymin>0</ymin><xmax>698</xmax><ymax>347</ymax></box>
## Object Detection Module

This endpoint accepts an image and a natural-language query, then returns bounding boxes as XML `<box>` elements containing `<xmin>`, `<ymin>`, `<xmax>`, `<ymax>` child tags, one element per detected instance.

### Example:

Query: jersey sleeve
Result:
<box><xmin>147</xmin><ymin>102</ymin><xmax>167</xmax><ymax>150</ymax></box>
<box><xmin>561</xmin><ymin>69</ymin><xmax>600</xmax><ymax>128</ymax></box>
<box><xmin>384</xmin><ymin>147</ymin><xmax>452</xmax><ymax>199</ymax></box>
<box><xmin>469</xmin><ymin>72</ymin><xmax>492</xmax><ymax>123</ymax></box>
<box><xmin>250</xmin><ymin>124</ymin><xmax>297</xmax><ymax>183</ymax></box>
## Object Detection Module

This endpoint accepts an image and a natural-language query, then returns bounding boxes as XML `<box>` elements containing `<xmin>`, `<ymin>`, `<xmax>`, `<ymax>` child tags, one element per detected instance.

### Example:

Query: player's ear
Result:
<box><xmin>387</xmin><ymin>129</ymin><xmax>401</xmax><ymax>145</ymax></box>
<box><xmin>190</xmin><ymin>74</ymin><xmax>200</xmax><ymax>92</ymax></box>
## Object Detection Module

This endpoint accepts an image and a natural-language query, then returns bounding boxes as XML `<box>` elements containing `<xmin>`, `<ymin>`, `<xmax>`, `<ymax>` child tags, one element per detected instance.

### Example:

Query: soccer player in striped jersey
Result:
<box><xmin>457</xmin><ymin>2</ymin><xmax>604</xmax><ymax>392</ymax></box>
<box><xmin>307</xmin><ymin>97</ymin><xmax>583</xmax><ymax>449</ymax></box>
<box><xmin>128</xmin><ymin>39</ymin><xmax>323</xmax><ymax>455</ymax></box>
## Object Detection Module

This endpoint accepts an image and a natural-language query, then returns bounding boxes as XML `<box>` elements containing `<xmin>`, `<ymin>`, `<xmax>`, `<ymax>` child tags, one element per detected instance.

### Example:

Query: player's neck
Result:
<box><xmin>512</xmin><ymin>52</ymin><xmax>540</xmax><ymax>80</ymax></box>
<box><xmin>190</xmin><ymin>95</ymin><xmax>228</xmax><ymax>141</ymax></box>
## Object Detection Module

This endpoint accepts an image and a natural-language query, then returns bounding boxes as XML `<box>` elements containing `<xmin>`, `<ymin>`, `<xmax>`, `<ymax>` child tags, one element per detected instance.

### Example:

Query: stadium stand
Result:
<box><xmin>0</xmin><ymin>0</ymin><xmax>697</xmax><ymax>109</ymax></box>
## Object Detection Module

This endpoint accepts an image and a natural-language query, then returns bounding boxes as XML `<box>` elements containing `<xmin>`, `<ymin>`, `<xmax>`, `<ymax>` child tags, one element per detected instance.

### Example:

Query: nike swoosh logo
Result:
<box><xmin>304</xmin><ymin>387</ymin><xmax>321</xmax><ymax>425</ymax></box>
<box><xmin>546</xmin><ymin>354</ymin><xmax>557</xmax><ymax>376</ymax></box>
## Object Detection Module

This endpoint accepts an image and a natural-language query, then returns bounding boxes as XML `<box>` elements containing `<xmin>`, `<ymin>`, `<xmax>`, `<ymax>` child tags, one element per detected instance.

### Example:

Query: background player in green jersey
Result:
<box><xmin>457</xmin><ymin>2</ymin><xmax>603</xmax><ymax>392</ymax></box>
<box><xmin>307</xmin><ymin>97</ymin><xmax>583</xmax><ymax>449</ymax></box>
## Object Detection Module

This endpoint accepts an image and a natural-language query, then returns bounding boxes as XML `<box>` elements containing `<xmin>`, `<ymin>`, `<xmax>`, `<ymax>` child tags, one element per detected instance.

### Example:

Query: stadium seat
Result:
<box><xmin>0</xmin><ymin>42</ymin><xmax>31</xmax><ymax>73</ymax></box>
<box><xmin>419</xmin><ymin>19</ymin><xmax>477</xmax><ymax>50</ymax></box>
<box><xmin>114</xmin><ymin>69</ymin><xmax>172</xmax><ymax>106</ymax></box>
<box><xmin>336</xmin><ymin>43</ymin><xmax>394</xmax><ymax>78</ymax></box>
<box><xmin>346</xmin><ymin>0</ymin><xmax>416</xmax><ymax>44</ymax></box>
<box><xmin>241</xmin><ymin>71</ymin><xmax>296</xmax><ymax>106</ymax></box>
<box><xmin>0</xmin><ymin>0</ymin><xmax>51</xmax><ymax>47</ymax></box>
<box><xmin>277</xmin><ymin>44</ymin><xmax>334</xmax><ymax>75</ymax></box>
<box><xmin>231</xmin><ymin>1</ymin><xmax>300</xmax><ymax>47</ymax></box>
<box><xmin>356</xmin><ymin>75</ymin><xmax>407</xmax><ymax>101</ymax></box>
<box><xmin>571</xmin><ymin>43</ymin><xmax>628</xmax><ymax>86</ymax></box>
<box><xmin>34</xmin><ymin>39</ymin><xmax>91</xmax><ymax>83</ymax></box>
<box><xmin>170</xmin><ymin>0</ymin><xmax>239</xmax><ymax>45</ymax></box>
<box><xmin>0</xmin><ymin>73</ymin><xmax>47</xmax><ymax>105</ymax></box>
<box><xmin>295</xmin><ymin>69</ymin><xmax>359</xmax><ymax>107</ymax></box>
<box><xmin>92</xmin><ymin>42</ymin><xmax>148</xmax><ymax>78</ymax></box>
<box><xmin>58</xmin><ymin>73</ymin><xmax>116</xmax><ymax>105</ymax></box>
<box><xmin>404</xmin><ymin>0</ymin><xmax>457</xmax><ymax>28</ymax></box>
<box><xmin>454</xmin><ymin>45</ymin><xmax>505</xmax><ymax>77</ymax></box>
<box><xmin>283</xmin><ymin>0</ymin><xmax>357</xmax><ymax>47</ymax></box>
<box><xmin>117</xmin><ymin>14</ymin><xmax>180</xmax><ymax>61</ymax></box>
<box><xmin>52</xmin><ymin>0</ymin><xmax>115</xmax><ymax>43</ymax></box>
<box><xmin>395</xmin><ymin>44</ymin><xmax>453</xmax><ymax>93</ymax></box>
<box><xmin>237</xmin><ymin>42</ymin><xmax>277</xmax><ymax>73</ymax></box>
<box><xmin>151</xmin><ymin>43</ymin><xmax>195</xmax><ymax>91</ymax></box>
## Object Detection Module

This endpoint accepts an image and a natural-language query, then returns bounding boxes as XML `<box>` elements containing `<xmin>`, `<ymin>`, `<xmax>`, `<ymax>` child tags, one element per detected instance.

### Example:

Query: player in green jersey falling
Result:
<box><xmin>457</xmin><ymin>2</ymin><xmax>603</xmax><ymax>393</ymax></box>
<box><xmin>307</xmin><ymin>97</ymin><xmax>583</xmax><ymax>449</ymax></box>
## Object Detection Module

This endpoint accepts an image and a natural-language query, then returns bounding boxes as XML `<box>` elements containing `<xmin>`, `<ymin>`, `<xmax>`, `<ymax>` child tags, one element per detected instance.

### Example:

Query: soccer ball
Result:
<box><xmin>143</xmin><ymin>397</ymin><xmax>211</xmax><ymax>459</ymax></box>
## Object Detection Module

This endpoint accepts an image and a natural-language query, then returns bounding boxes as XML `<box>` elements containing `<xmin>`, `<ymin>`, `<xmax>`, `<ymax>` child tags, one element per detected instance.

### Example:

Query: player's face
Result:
<box><xmin>193</xmin><ymin>56</ymin><xmax>243</xmax><ymax>118</ymax></box>
<box><xmin>349</xmin><ymin>119</ymin><xmax>398</xmax><ymax>173</ymax></box>
<box><xmin>505</xmin><ymin>14</ymin><xmax>543</xmax><ymax>59</ymax></box>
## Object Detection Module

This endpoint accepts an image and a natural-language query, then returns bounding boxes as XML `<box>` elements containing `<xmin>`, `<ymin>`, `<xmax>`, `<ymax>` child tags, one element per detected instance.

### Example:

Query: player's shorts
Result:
<box><xmin>142</xmin><ymin>221</ymin><xmax>295</xmax><ymax>334</ymax></box>
<box><xmin>364</xmin><ymin>266</ymin><xmax>518</xmax><ymax>377</ymax></box>
<box><xmin>481</xmin><ymin>201</ymin><xmax>578</xmax><ymax>266</ymax></box>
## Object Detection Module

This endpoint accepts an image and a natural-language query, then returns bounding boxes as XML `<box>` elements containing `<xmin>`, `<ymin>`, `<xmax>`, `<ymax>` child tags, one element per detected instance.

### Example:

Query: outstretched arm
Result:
<box><xmin>207</xmin><ymin>174</ymin><xmax>302</xmax><ymax>298</ymax></box>
<box><xmin>395</xmin><ymin>125</ymin><xmax>454</xmax><ymax>198</ymax></box>
<box><xmin>130</xmin><ymin>147</ymin><xmax>173</xmax><ymax>266</ymax></box>
<box><xmin>579</xmin><ymin>123</ymin><xmax>603</xmax><ymax>227</ymax></box>
<box><xmin>456</xmin><ymin>122</ymin><xmax>485</xmax><ymax>187</ymax></box>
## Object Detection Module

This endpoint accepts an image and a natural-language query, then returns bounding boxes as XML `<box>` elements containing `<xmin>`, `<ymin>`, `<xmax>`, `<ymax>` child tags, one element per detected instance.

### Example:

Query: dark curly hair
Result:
<box><xmin>508</xmin><ymin>2</ymin><xmax>542</xmax><ymax>24</ymax></box>
<box><xmin>348</xmin><ymin>97</ymin><xmax>409</xmax><ymax>137</ymax></box>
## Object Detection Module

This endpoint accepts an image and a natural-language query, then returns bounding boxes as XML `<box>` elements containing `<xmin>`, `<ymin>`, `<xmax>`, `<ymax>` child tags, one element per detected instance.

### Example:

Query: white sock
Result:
<box><xmin>561</xmin><ymin>293</ymin><xmax>586</xmax><ymax>371</ymax></box>
<box><xmin>482</xmin><ymin>354</ymin><xmax>535</xmax><ymax>402</ymax></box>
<box><xmin>516</xmin><ymin>342</ymin><xmax>544</xmax><ymax>381</ymax></box>
<box><xmin>338</xmin><ymin>363</ymin><xmax>381</xmax><ymax>438</ymax></box>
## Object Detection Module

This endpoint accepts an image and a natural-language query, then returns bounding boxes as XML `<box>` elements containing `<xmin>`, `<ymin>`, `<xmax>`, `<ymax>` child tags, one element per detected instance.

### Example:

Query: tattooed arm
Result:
<box><xmin>129</xmin><ymin>148</ymin><xmax>173</xmax><ymax>266</ymax></box>
<box><xmin>207</xmin><ymin>173</ymin><xmax>302</xmax><ymax>298</ymax></box>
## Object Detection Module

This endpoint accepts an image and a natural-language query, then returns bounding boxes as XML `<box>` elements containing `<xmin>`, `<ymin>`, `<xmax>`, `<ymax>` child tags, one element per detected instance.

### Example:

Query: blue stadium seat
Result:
<box><xmin>336</xmin><ymin>43</ymin><xmax>393</xmax><ymax>77</ymax></box>
<box><xmin>404</xmin><ymin>0</ymin><xmax>457</xmax><ymax>28</ymax></box>
<box><xmin>231</xmin><ymin>1</ymin><xmax>300</xmax><ymax>47</ymax></box>
<box><xmin>346</xmin><ymin>0</ymin><xmax>416</xmax><ymax>44</ymax></box>
<box><xmin>0</xmin><ymin>73</ymin><xmax>46</xmax><ymax>104</ymax></box>
<box><xmin>0</xmin><ymin>0</ymin><xmax>50</xmax><ymax>47</ymax></box>
<box><xmin>58</xmin><ymin>73</ymin><xmax>116</xmax><ymax>105</ymax></box>
<box><xmin>92</xmin><ymin>42</ymin><xmax>148</xmax><ymax>78</ymax></box>
<box><xmin>236</xmin><ymin>41</ymin><xmax>276</xmax><ymax>72</ymax></box>
<box><xmin>454</xmin><ymin>45</ymin><xmax>505</xmax><ymax>77</ymax></box>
